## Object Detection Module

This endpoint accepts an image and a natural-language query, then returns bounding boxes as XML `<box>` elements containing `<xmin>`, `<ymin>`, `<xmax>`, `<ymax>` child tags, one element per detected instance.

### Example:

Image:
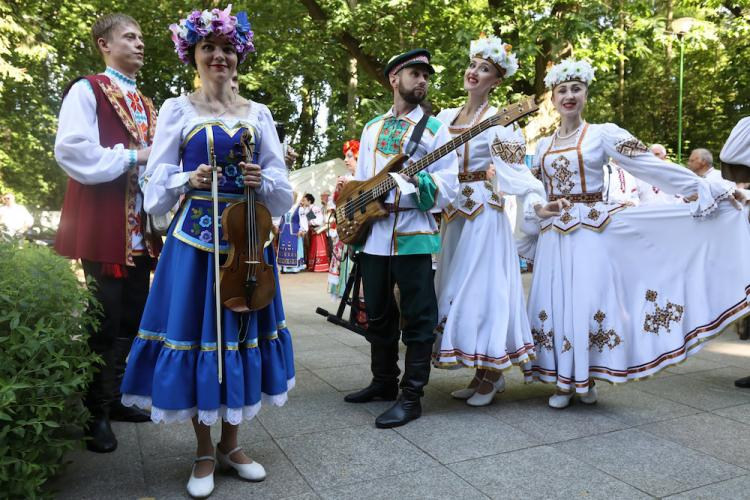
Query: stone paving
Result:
<box><xmin>51</xmin><ymin>272</ymin><xmax>750</xmax><ymax>499</ymax></box>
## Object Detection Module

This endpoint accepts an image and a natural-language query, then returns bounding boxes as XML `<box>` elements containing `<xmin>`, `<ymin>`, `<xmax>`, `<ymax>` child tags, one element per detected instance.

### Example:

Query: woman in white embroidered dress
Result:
<box><xmin>433</xmin><ymin>37</ymin><xmax>546</xmax><ymax>406</ymax></box>
<box><xmin>527</xmin><ymin>58</ymin><xmax>750</xmax><ymax>408</ymax></box>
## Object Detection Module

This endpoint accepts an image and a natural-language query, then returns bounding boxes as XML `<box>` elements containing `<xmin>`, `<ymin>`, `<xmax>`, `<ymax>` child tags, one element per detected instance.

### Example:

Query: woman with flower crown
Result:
<box><xmin>327</xmin><ymin>139</ymin><xmax>359</xmax><ymax>299</ymax></box>
<box><xmin>119</xmin><ymin>5</ymin><xmax>294</xmax><ymax>497</ymax></box>
<box><xmin>526</xmin><ymin>58</ymin><xmax>750</xmax><ymax>409</ymax></box>
<box><xmin>432</xmin><ymin>37</ymin><xmax>546</xmax><ymax>406</ymax></box>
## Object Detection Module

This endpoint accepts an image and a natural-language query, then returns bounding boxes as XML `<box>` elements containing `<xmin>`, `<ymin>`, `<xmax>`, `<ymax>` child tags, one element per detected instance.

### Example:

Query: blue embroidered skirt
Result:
<box><xmin>121</xmin><ymin>226</ymin><xmax>295</xmax><ymax>425</ymax></box>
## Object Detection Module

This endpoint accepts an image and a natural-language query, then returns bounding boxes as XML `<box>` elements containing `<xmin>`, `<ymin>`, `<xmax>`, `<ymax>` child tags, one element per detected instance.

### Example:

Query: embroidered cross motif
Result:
<box><xmin>550</xmin><ymin>155</ymin><xmax>575</xmax><ymax>194</ymax></box>
<box><xmin>589</xmin><ymin>310</ymin><xmax>622</xmax><ymax>352</ymax></box>
<box><xmin>643</xmin><ymin>289</ymin><xmax>684</xmax><ymax>335</ymax></box>
<box><xmin>532</xmin><ymin>310</ymin><xmax>554</xmax><ymax>351</ymax></box>
<box><xmin>559</xmin><ymin>209</ymin><xmax>573</xmax><ymax>224</ymax></box>
<box><xmin>463</xmin><ymin>197</ymin><xmax>477</xmax><ymax>210</ymax></box>
<box><xmin>491</xmin><ymin>139</ymin><xmax>526</xmax><ymax>165</ymax></box>
<box><xmin>615</xmin><ymin>137</ymin><xmax>649</xmax><ymax>157</ymax></box>
<box><xmin>562</xmin><ymin>336</ymin><xmax>573</xmax><ymax>353</ymax></box>
<box><xmin>461</xmin><ymin>185</ymin><xmax>474</xmax><ymax>197</ymax></box>
<box><xmin>587</xmin><ymin>208</ymin><xmax>601</xmax><ymax>220</ymax></box>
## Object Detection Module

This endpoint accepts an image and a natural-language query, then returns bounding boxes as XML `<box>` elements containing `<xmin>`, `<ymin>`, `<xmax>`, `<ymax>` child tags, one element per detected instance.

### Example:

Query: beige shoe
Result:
<box><xmin>466</xmin><ymin>375</ymin><xmax>505</xmax><ymax>407</ymax></box>
<box><xmin>579</xmin><ymin>385</ymin><xmax>598</xmax><ymax>405</ymax></box>
<box><xmin>548</xmin><ymin>392</ymin><xmax>573</xmax><ymax>409</ymax></box>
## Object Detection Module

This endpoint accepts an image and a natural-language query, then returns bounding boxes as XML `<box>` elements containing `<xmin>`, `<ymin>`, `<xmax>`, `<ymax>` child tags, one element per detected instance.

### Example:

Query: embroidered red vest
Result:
<box><xmin>55</xmin><ymin>74</ymin><xmax>162</xmax><ymax>269</ymax></box>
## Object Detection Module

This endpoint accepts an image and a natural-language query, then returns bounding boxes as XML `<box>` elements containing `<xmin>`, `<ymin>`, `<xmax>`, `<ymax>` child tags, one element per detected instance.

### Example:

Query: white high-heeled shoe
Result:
<box><xmin>579</xmin><ymin>385</ymin><xmax>598</xmax><ymax>404</ymax></box>
<box><xmin>187</xmin><ymin>455</ymin><xmax>215</xmax><ymax>499</ymax></box>
<box><xmin>216</xmin><ymin>446</ymin><xmax>266</xmax><ymax>482</ymax></box>
<box><xmin>450</xmin><ymin>375</ymin><xmax>483</xmax><ymax>400</ymax></box>
<box><xmin>466</xmin><ymin>375</ymin><xmax>505</xmax><ymax>407</ymax></box>
<box><xmin>548</xmin><ymin>392</ymin><xmax>574</xmax><ymax>409</ymax></box>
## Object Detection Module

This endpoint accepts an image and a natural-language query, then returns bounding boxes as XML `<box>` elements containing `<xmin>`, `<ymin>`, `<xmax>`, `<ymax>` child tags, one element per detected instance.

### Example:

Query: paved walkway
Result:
<box><xmin>52</xmin><ymin>272</ymin><xmax>750</xmax><ymax>499</ymax></box>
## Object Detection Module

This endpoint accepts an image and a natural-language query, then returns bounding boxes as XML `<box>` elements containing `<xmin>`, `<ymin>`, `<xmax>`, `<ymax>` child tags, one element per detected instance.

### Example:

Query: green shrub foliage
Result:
<box><xmin>0</xmin><ymin>242</ymin><xmax>100</xmax><ymax>499</ymax></box>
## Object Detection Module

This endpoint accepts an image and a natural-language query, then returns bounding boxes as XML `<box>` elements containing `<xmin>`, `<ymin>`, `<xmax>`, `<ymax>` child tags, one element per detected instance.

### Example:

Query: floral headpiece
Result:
<box><xmin>343</xmin><ymin>139</ymin><xmax>360</xmax><ymax>159</ymax></box>
<box><xmin>469</xmin><ymin>35</ymin><xmax>518</xmax><ymax>78</ymax></box>
<box><xmin>169</xmin><ymin>4</ymin><xmax>254</xmax><ymax>65</ymax></box>
<box><xmin>544</xmin><ymin>58</ymin><xmax>595</xmax><ymax>89</ymax></box>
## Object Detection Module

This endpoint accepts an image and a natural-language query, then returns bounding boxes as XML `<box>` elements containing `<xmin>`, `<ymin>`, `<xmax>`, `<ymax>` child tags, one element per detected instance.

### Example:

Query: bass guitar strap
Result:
<box><xmin>403</xmin><ymin>112</ymin><xmax>431</xmax><ymax>158</ymax></box>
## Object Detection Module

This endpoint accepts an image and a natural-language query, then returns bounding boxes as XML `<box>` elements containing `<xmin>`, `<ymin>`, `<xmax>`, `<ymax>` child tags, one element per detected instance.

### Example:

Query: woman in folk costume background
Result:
<box><xmin>119</xmin><ymin>6</ymin><xmax>295</xmax><ymax>497</ymax></box>
<box><xmin>328</xmin><ymin>139</ymin><xmax>359</xmax><ymax>298</ymax></box>
<box><xmin>526</xmin><ymin>58</ymin><xmax>750</xmax><ymax>409</ymax></box>
<box><xmin>432</xmin><ymin>37</ymin><xmax>546</xmax><ymax>407</ymax></box>
<box><xmin>300</xmin><ymin>192</ymin><xmax>329</xmax><ymax>272</ymax></box>
<box><xmin>278</xmin><ymin>191</ymin><xmax>307</xmax><ymax>273</ymax></box>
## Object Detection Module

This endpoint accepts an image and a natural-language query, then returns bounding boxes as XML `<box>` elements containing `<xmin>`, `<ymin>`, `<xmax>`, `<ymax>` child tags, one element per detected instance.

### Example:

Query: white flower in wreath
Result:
<box><xmin>200</xmin><ymin>10</ymin><xmax>213</xmax><ymax>28</ymax></box>
<box><xmin>544</xmin><ymin>58</ymin><xmax>595</xmax><ymax>89</ymax></box>
<box><xmin>469</xmin><ymin>35</ymin><xmax>518</xmax><ymax>78</ymax></box>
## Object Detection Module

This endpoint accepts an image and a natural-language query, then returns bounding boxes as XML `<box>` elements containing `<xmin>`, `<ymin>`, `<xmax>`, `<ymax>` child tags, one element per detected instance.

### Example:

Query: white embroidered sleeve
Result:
<box><xmin>255</xmin><ymin>104</ymin><xmax>293</xmax><ymax>217</ymax></box>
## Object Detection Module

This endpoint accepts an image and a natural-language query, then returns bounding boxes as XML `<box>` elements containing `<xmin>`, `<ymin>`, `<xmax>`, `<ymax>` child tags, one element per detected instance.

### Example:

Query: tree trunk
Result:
<box><xmin>346</xmin><ymin>0</ymin><xmax>358</xmax><ymax>137</ymax></box>
<box><xmin>618</xmin><ymin>0</ymin><xmax>625</xmax><ymax>123</ymax></box>
<box><xmin>299</xmin><ymin>0</ymin><xmax>389</xmax><ymax>89</ymax></box>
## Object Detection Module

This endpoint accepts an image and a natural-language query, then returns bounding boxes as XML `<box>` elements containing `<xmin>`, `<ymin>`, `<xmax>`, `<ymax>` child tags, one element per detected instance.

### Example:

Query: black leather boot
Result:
<box><xmin>84</xmin><ymin>412</ymin><xmax>118</xmax><ymax>453</ymax></box>
<box><xmin>109</xmin><ymin>337</ymin><xmax>151</xmax><ymax>423</ymax></box>
<box><xmin>345</xmin><ymin>341</ymin><xmax>400</xmax><ymax>403</ymax></box>
<box><xmin>375</xmin><ymin>342</ymin><xmax>432</xmax><ymax>428</ymax></box>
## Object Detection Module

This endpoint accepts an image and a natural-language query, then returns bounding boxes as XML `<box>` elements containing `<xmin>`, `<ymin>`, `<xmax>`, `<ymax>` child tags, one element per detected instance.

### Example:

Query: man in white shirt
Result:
<box><xmin>342</xmin><ymin>49</ymin><xmax>458</xmax><ymax>428</ymax></box>
<box><xmin>687</xmin><ymin>148</ymin><xmax>723</xmax><ymax>181</ymax></box>
<box><xmin>0</xmin><ymin>193</ymin><xmax>33</xmax><ymax>237</ymax></box>
<box><xmin>54</xmin><ymin>13</ymin><xmax>158</xmax><ymax>452</ymax></box>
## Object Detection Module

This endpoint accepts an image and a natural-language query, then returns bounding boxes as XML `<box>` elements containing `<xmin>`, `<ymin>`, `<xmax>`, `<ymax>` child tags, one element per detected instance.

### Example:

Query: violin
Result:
<box><xmin>220</xmin><ymin>130</ymin><xmax>276</xmax><ymax>312</ymax></box>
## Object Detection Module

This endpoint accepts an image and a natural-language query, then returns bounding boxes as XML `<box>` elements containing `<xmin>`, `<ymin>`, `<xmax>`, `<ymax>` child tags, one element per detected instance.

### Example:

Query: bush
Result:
<box><xmin>0</xmin><ymin>242</ymin><xmax>100</xmax><ymax>499</ymax></box>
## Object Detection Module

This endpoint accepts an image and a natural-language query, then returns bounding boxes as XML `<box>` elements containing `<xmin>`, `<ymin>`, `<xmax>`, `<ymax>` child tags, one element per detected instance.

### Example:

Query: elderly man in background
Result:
<box><xmin>0</xmin><ymin>193</ymin><xmax>34</xmax><ymax>237</ymax></box>
<box><xmin>687</xmin><ymin>148</ymin><xmax>723</xmax><ymax>181</ymax></box>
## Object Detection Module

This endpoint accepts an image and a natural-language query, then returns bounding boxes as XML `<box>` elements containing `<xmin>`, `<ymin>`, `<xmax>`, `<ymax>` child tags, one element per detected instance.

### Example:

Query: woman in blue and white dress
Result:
<box><xmin>526</xmin><ymin>58</ymin><xmax>750</xmax><ymax>409</ymax></box>
<box><xmin>277</xmin><ymin>193</ymin><xmax>307</xmax><ymax>273</ymax></box>
<box><xmin>120</xmin><ymin>6</ymin><xmax>294</xmax><ymax>498</ymax></box>
<box><xmin>433</xmin><ymin>37</ymin><xmax>546</xmax><ymax>406</ymax></box>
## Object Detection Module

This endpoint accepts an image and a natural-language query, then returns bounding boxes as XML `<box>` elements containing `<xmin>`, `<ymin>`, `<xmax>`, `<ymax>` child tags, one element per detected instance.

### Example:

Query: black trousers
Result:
<box><xmin>359</xmin><ymin>253</ymin><xmax>437</xmax><ymax>346</ymax></box>
<box><xmin>82</xmin><ymin>256</ymin><xmax>151</xmax><ymax>415</ymax></box>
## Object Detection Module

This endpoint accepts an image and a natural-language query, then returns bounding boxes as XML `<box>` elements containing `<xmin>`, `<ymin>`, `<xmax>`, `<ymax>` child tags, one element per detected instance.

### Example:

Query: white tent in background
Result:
<box><xmin>288</xmin><ymin>158</ymin><xmax>348</xmax><ymax>198</ymax></box>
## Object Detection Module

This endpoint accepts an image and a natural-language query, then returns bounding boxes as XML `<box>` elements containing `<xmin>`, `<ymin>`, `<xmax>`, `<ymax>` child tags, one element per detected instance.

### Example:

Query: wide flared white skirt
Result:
<box><xmin>528</xmin><ymin>202</ymin><xmax>750</xmax><ymax>392</ymax></box>
<box><xmin>434</xmin><ymin>206</ymin><xmax>535</xmax><ymax>374</ymax></box>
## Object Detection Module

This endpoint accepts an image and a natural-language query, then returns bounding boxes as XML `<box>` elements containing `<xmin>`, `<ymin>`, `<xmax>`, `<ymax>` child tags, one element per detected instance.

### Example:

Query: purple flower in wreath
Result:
<box><xmin>169</xmin><ymin>4</ymin><xmax>255</xmax><ymax>65</ymax></box>
<box><xmin>199</xmin><ymin>214</ymin><xmax>212</xmax><ymax>228</ymax></box>
<box><xmin>199</xmin><ymin>230</ymin><xmax>213</xmax><ymax>242</ymax></box>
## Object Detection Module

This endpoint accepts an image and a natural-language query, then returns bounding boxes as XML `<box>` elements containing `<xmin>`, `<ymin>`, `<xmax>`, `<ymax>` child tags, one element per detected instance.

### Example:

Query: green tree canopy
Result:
<box><xmin>1</xmin><ymin>0</ymin><xmax>747</xmax><ymax>209</ymax></box>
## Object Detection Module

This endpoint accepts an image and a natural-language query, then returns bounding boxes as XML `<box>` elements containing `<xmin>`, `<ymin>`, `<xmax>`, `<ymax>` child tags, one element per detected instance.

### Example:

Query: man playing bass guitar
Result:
<box><xmin>343</xmin><ymin>49</ymin><xmax>458</xmax><ymax>428</ymax></box>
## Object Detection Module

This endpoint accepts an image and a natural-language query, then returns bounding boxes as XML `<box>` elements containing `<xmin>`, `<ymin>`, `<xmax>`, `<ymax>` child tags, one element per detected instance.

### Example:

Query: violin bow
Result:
<box><xmin>210</xmin><ymin>144</ymin><xmax>223</xmax><ymax>384</ymax></box>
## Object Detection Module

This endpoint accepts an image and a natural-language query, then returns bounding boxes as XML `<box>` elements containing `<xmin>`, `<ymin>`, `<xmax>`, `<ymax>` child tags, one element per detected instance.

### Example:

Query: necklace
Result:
<box><xmin>195</xmin><ymin>90</ymin><xmax>237</xmax><ymax>118</ymax></box>
<box><xmin>452</xmin><ymin>100</ymin><xmax>489</xmax><ymax>129</ymax></box>
<box><xmin>556</xmin><ymin>121</ymin><xmax>584</xmax><ymax>140</ymax></box>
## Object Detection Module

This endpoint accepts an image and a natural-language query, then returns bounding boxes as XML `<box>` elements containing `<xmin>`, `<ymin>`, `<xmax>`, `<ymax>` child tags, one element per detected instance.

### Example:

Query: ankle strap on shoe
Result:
<box><xmin>194</xmin><ymin>455</ymin><xmax>215</xmax><ymax>463</ymax></box>
<box><xmin>221</xmin><ymin>446</ymin><xmax>242</xmax><ymax>456</ymax></box>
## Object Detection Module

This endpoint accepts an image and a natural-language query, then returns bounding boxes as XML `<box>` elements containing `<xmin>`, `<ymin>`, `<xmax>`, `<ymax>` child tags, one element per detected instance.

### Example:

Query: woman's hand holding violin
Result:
<box><xmin>240</xmin><ymin>162</ymin><xmax>262</xmax><ymax>189</ymax></box>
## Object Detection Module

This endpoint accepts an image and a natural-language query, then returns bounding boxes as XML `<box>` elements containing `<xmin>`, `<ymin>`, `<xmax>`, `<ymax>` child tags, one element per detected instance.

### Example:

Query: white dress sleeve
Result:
<box><xmin>489</xmin><ymin>125</ymin><xmax>546</xmax><ymax>217</ymax></box>
<box><xmin>141</xmin><ymin>98</ymin><xmax>189</xmax><ymax>215</ymax></box>
<box><xmin>423</xmin><ymin>123</ymin><xmax>459</xmax><ymax>210</ymax></box>
<box><xmin>54</xmin><ymin>80</ymin><xmax>134</xmax><ymax>185</ymax></box>
<box><xmin>254</xmin><ymin>103</ymin><xmax>293</xmax><ymax>217</ymax></box>
<box><xmin>720</xmin><ymin>117</ymin><xmax>750</xmax><ymax>167</ymax></box>
<box><xmin>600</xmin><ymin>123</ymin><xmax>735</xmax><ymax>217</ymax></box>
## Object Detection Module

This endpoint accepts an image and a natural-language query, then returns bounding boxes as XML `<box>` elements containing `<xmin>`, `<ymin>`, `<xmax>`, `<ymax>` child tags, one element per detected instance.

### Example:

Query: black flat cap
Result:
<box><xmin>383</xmin><ymin>48</ymin><xmax>435</xmax><ymax>80</ymax></box>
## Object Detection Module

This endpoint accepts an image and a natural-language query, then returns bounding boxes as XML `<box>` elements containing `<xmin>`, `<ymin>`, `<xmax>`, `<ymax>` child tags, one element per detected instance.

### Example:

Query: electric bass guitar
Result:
<box><xmin>335</xmin><ymin>96</ymin><xmax>539</xmax><ymax>245</ymax></box>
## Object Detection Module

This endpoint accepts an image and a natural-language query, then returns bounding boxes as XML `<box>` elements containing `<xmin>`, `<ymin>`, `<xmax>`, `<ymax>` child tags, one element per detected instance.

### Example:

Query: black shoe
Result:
<box><xmin>84</xmin><ymin>415</ymin><xmax>117</xmax><ymax>453</ymax></box>
<box><xmin>375</xmin><ymin>395</ymin><xmax>422</xmax><ymax>428</ymax></box>
<box><xmin>735</xmin><ymin>376</ymin><xmax>750</xmax><ymax>388</ymax></box>
<box><xmin>109</xmin><ymin>401</ymin><xmax>151</xmax><ymax>423</ymax></box>
<box><xmin>344</xmin><ymin>382</ymin><xmax>399</xmax><ymax>403</ymax></box>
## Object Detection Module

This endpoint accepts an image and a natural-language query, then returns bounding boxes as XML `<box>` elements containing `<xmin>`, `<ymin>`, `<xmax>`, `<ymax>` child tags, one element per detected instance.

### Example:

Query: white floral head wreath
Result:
<box><xmin>544</xmin><ymin>58</ymin><xmax>595</xmax><ymax>89</ymax></box>
<box><xmin>469</xmin><ymin>35</ymin><xmax>518</xmax><ymax>78</ymax></box>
